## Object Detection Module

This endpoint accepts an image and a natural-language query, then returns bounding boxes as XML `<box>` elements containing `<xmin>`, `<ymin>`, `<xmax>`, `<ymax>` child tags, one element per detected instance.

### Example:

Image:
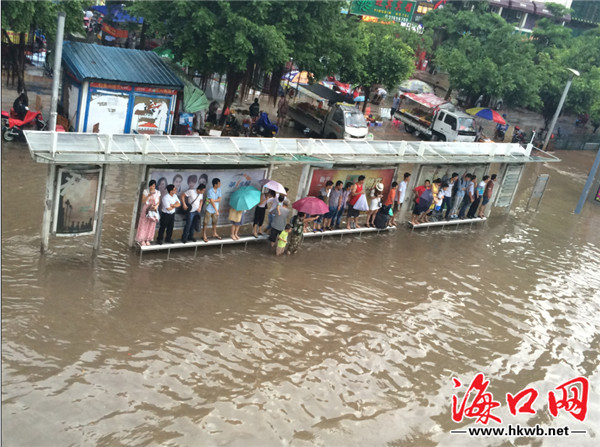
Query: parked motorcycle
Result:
<box><xmin>2</xmin><ymin>108</ymin><xmax>47</xmax><ymax>142</ymax></box>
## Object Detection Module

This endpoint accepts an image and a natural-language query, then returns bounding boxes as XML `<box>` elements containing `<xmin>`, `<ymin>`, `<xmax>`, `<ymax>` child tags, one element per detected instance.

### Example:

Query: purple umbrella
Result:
<box><xmin>292</xmin><ymin>196</ymin><xmax>329</xmax><ymax>215</ymax></box>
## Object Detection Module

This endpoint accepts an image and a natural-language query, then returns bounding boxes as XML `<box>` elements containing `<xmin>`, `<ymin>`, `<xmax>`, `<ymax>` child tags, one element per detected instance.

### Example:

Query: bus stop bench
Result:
<box><xmin>408</xmin><ymin>217</ymin><xmax>486</xmax><ymax>230</ymax></box>
<box><xmin>138</xmin><ymin>226</ymin><xmax>396</xmax><ymax>259</ymax></box>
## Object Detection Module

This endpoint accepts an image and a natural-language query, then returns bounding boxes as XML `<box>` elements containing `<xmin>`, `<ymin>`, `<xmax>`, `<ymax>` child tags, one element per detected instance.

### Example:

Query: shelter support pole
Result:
<box><xmin>128</xmin><ymin>165</ymin><xmax>146</xmax><ymax>247</ymax></box>
<box><xmin>40</xmin><ymin>164</ymin><xmax>57</xmax><ymax>254</ymax></box>
<box><xmin>49</xmin><ymin>12</ymin><xmax>66</xmax><ymax>131</ymax></box>
<box><xmin>574</xmin><ymin>147</ymin><xmax>600</xmax><ymax>214</ymax></box>
<box><xmin>93</xmin><ymin>165</ymin><xmax>108</xmax><ymax>255</ymax></box>
<box><xmin>296</xmin><ymin>164</ymin><xmax>312</xmax><ymax>201</ymax></box>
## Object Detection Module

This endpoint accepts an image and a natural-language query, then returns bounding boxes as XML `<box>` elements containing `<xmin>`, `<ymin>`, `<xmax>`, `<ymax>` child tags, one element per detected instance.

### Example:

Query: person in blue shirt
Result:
<box><xmin>202</xmin><ymin>178</ymin><xmax>222</xmax><ymax>242</ymax></box>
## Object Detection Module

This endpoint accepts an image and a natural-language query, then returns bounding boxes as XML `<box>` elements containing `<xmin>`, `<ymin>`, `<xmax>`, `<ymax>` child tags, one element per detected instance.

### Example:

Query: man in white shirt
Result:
<box><xmin>444</xmin><ymin>172</ymin><xmax>459</xmax><ymax>220</ymax></box>
<box><xmin>396</xmin><ymin>172</ymin><xmax>411</xmax><ymax>213</ymax></box>
<box><xmin>157</xmin><ymin>184</ymin><xmax>181</xmax><ymax>244</ymax></box>
<box><xmin>180</xmin><ymin>182</ymin><xmax>206</xmax><ymax>243</ymax></box>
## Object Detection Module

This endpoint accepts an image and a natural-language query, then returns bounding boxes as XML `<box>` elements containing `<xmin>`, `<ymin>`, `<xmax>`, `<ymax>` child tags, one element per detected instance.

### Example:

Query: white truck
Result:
<box><xmin>287</xmin><ymin>84</ymin><xmax>369</xmax><ymax>140</ymax></box>
<box><xmin>394</xmin><ymin>93</ymin><xmax>477</xmax><ymax>142</ymax></box>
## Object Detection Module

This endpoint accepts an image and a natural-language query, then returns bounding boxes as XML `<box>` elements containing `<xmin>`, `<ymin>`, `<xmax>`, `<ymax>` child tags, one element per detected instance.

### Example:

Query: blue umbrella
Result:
<box><xmin>229</xmin><ymin>186</ymin><xmax>261</xmax><ymax>211</ymax></box>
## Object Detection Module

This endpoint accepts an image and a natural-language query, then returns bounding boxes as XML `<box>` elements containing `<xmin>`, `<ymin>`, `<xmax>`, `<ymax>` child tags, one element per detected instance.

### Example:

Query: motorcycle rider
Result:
<box><xmin>13</xmin><ymin>91</ymin><xmax>29</xmax><ymax>120</ymax></box>
<box><xmin>249</xmin><ymin>98</ymin><xmax>260</xmax><ymax>120</ymax></box>
<box><xmin>494</xmin><ymin>114</ymin><xmax>508</xmax><ymax>141</ymax></box>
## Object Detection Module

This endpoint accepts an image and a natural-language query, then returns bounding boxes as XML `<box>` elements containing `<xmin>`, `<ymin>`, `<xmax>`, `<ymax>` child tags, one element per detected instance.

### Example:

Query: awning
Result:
<box><xmin>24</xmin><ymin>131</ymin><xmax>560</xmax><ymax>166</ymax></box>
<box><xmin>401</xmin><ymin>92</ymin><xmax>448</xmax><ymax>109</ymax></box>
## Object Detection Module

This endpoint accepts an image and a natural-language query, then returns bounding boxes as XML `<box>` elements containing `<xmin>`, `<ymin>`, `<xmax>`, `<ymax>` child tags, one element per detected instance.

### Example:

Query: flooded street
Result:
<box><xmin>2</xmin><ymin>143</ymin><xmax>599</xmax><ymax>446</ymax></box>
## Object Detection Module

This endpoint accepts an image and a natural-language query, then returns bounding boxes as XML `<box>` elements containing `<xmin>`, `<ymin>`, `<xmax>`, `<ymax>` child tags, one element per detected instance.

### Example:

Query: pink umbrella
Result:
<box><xmin>262</xmin><ymin>180</ymin><xmax>286</xmax><ymax>195</ymax></box>
<box><xmin>292</xmin><ymin>196</ymin><xmax>329</xmax><ymax>215</ymax></box>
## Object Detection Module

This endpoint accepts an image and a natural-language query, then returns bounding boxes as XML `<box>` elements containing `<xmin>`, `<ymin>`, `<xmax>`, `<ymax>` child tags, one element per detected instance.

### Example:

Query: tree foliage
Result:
<box><xmin>422</xmin><ymin>2</ymin><xmax>600</xmax><ymax>130</ymax></box>
<box><xmin>1</xmin><ymin>0</ymin><xmax>90</xmax><ymax>92</ymax></box>
<box><xmin>337</xmin><ymin>21</ymin><xmax>415</xmax><ymax>110</ymax></box>
<box><xmin>128</xmin><ymin>1</ymin><xmax>349</xmax><ymax>110</ymax></box>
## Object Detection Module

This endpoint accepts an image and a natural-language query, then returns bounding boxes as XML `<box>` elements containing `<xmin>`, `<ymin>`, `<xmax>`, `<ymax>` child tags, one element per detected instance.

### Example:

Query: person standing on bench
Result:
<box><xmin>468</xmin><ymin>175</ymin><xmax>486</xmax><ymax>219</ymax></box>
<box><xmin>451</xmin><ymin>173</ymin><xmax>469</xmax><ymax>219</ymax></box>
<box><xmin>180</xmin><ymin>182</ymin><xmax>205</xmax><ymax>243</ymax></box>
<box><xmin>479</xmin><ymin>174</ymin><xmax>496</xmax><ymax>218</ymax></box>
<box><xmin>157</xmin><ymin>184</ymin><xmax>181</xmax><ymax>244</ymax></box>
<box><xmin>458</xmin><ymin>174</ymin><xmax>475</xmax><ymax>219</ymax></box>
<box><xmin>346</xmin><ymin>175</ymin><xmax>365</xmax><ymax>230</ymax></box>
<box><xmin>444</xmin><ymin>173</ymin><xmax>459</xmax><ymax>220</ymax></box>
<box><xmin>203</xmin><ymin>178</ymin><xmax>222</xmax><ymax>242</ymax></box>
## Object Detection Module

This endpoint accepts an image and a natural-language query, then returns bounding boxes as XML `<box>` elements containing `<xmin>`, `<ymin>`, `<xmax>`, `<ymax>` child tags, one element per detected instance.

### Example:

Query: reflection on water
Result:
<box><xmin>2</xmin><ymin>144</ymin><xmax>600</xmax><ymax>446</ymax></box>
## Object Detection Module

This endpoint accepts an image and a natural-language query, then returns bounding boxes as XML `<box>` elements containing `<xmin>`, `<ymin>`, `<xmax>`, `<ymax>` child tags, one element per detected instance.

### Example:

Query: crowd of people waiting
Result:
<box><xmin>410</xmin><ymin>172</ymin><xmax>497</xmax><ymax>226</ymax></box>
<box><xmin>135</xmin><ymin>170</ymin><xmax>496</xmax><ymax>254</ymax></box>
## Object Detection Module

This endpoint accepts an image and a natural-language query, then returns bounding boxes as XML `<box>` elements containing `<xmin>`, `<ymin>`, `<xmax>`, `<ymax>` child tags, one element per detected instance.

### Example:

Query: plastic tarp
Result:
<box><xmin>401</xmin><ymin>93</ymin><xmax>448</xmax><ymax>109</ymax></box>
<box><xmin>298</xmin><ymin>83</ymin><xmax>349</xmax><ymax>104</ymax></box>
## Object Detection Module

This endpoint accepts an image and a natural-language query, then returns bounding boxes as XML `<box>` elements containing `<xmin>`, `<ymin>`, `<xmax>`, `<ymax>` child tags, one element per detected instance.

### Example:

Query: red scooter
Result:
<box><xmin>2</xmin><ymin>108</ymin><xmax>47</xmax><ymax>142</ymax></box>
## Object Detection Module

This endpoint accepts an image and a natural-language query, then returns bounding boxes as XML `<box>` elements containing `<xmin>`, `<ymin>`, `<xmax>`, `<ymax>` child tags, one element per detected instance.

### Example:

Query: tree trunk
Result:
<box><xmin>270</xmin><ymin>66</ymin><xmax>285</xmax><ymax>106</ymax></box>
<box><xmin>17</xmin><ymin>32</ymin><xmax>26</xmax><ymax>93</ymax></box>
<box><xmin>222</xmin><ymin>69</ymin><xmax>244</xmax><ymax>123</ymax></box>
<box><xmin>444</xmin><ymin>86</ymin><xmax>453</xmax><ymax>101</ymax></box>
<box><xmin>362</xmin><ymin>86</ymin><xmax>371</xmax><ymax>113</ymax></box>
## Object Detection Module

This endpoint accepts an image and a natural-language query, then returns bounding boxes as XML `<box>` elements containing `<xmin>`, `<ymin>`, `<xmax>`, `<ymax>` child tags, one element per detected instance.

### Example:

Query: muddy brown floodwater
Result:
<box><xmin>2</xmin><ymin>141</ymin><xmax>599</xmax><ymax>446</ymax></box>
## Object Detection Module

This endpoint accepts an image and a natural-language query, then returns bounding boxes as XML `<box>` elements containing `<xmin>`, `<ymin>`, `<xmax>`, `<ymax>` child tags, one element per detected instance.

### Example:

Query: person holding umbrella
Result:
<box><xmin>289</xmin><ymin>197</ymin><xmax>327</xmax><ymax>253</ymax></box>
<box><xmin>229</xmin><ymin>185</ymin><xmax>262</xmax><ymax>240</ymax></box>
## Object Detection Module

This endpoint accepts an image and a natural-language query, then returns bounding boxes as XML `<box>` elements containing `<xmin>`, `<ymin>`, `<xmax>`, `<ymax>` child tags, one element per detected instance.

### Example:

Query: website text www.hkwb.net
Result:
<box><xmin>451</xmin><ymin>424</ymin><xmax>587</xmax><ymax>437</ymax></box>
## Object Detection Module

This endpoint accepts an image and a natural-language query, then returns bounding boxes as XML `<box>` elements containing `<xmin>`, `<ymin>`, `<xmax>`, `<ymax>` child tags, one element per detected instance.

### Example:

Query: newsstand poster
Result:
<box><xmin>148</xmin><ymin>168</ymin><xmax>268</xmax><ymax>228</ymax></box>
<box><xmin>53</xmin><ymin>167</ymin><xmax>102</xmax><ymax>236</ymax></box>
<box><xmin>308</xmin><ymin>168</ymin><xmax>396</xmax><ymax>198</ymax></box>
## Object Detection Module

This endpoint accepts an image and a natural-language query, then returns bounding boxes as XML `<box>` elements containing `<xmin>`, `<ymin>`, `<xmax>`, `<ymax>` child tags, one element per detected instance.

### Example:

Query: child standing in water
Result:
<box><xmin>276</xmin><ymin>224</ymin><xmax>292</xmax><ymax>256</ymax></box>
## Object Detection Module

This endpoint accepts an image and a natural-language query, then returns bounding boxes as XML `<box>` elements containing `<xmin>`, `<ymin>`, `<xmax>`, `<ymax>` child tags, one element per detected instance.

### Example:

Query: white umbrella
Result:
<box><xmin>262</xmin><ymin>180</ymin><xmax>286</xmax><ymax>195</ymax></box>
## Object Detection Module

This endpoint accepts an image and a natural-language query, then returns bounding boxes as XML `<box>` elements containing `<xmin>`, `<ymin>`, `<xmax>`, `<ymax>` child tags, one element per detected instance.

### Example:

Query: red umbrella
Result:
<box><xmin>292</xmin><ymin>196</ymin><xmax>329</xmax><ymax>215</ymax></box>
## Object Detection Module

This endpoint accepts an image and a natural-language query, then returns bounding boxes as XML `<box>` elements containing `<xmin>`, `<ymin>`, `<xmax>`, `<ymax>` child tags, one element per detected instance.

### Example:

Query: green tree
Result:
<box><xmin>337</xmin><ymin>21</ymin><xmax>415</xmax><ymax>112</ymax></box>
<box><xmin>1</xmin><ymin>0</ymin><xmax>89</xmax><ymax>92</ymax></box>
<box><xmin>128</xmin><ymin>1</ymin><xmax>348</xmax><ymax>112</ymax></box>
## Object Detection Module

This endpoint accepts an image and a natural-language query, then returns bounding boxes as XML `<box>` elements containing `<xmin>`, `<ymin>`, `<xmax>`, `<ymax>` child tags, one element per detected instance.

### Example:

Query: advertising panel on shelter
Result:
<box><xmin>53</xmin><ymin>167</ymin><xmax>102</xmax><ymax>236</ymax></box>
<box><xmin>308</xmin><ymin>168</ymin><xmax>396</xmax><ymax>198</ymax></box>
<box><xmin>148</xmin><ymin>168</ymin><xmax>268</xmax><ymax>228</ymax></box>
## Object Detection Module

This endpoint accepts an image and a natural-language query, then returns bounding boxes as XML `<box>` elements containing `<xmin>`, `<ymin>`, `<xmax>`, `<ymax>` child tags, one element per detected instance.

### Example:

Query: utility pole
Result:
<box><xmin>542</xmin><ymin>68</ymin><xmax>579</xmax><ymax>151</ymax></box>
<box><xmin>41</xmin><ymin>11</ymin><xmax>66</xmax><ymax>253</ymax></box>
<box><xmin>48</xmin><ymin>12</ymin><xmax>66</xmax><ymax>131</ymax></box>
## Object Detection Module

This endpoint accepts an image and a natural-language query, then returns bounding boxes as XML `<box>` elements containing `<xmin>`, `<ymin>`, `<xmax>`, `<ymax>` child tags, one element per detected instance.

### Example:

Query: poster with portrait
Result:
<box><xmin>308</xmin><ymin>168</ymin><xmax>396</xmax><ymax>199</ymax></box>
<box><xmin>53</xmin><ymin>167</ymin><xmax>102</xmax><ymax>236</ymax></box>
<box><xmin>148</xmin><ymin>168</ymin><xmax>268</xmax><ymax>228</ymax></box>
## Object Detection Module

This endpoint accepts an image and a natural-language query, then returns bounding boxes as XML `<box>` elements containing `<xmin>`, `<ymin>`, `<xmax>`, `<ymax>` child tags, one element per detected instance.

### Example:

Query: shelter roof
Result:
<box><xmin>62</xmin><ymin>41</ymin><xmax>183</xmax><ymax>88</ymax></box>
<box><xmin>24</xmin><ymin>132</ymin><xmax>560</xmax><ymax>166</ymax></box>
